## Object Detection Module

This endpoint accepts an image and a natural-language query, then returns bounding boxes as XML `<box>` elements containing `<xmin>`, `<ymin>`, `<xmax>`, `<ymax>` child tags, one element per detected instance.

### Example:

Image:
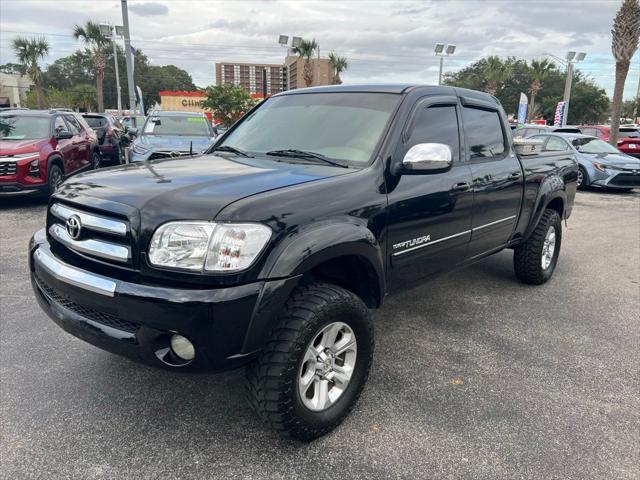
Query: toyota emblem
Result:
<box><xmin>65</xmin><ymin>215</ymin><xmax>82</xmax><ymax>240</ymax></box>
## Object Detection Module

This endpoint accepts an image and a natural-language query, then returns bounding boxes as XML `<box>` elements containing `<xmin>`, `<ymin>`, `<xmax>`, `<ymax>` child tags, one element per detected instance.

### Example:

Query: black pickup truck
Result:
<box><xmin>29</xmin><ymin>85</ymin><xmax>577</xmax><ymax>440</ymax></box>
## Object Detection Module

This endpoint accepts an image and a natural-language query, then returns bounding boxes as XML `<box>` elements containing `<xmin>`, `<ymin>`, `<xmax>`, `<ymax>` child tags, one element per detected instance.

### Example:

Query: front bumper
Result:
<box><xmin>0</xmin><ymin>181</ymin><xmax>47</xmax><ymax>196</ymax></box>
<box><xmin>29</xmin><ymin>230</ymin><xmax>299</xmax><ymax>371</ymax></box>
<box><xmin>591</xmin><ymin>169</ymin><xmax>640</xmax><ymax>189</ymax></box>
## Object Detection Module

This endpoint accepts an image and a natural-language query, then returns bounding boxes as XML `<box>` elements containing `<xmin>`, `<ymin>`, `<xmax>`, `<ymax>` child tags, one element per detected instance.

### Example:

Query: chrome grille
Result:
<box><xmin>49</xmin><ymin>202</ymin><xmax>132</xmax><ymax>265</ymax></box>
<box><xmin>0</xmin><ymin>161</ymin><xmax>17</xmax><ymax>176</ymax></box>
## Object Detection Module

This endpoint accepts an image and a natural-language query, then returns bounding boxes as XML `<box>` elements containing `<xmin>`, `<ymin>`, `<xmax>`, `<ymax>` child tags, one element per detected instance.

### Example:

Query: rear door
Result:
<box><xmin>460</xmin><ymin>99</ymin><xmax>524</xmax><ymax>260</ymax></box>
<box><xmin>387</xmin><ymin>95</ymin><xmax>474</xmax><ymax>289</ymax></box>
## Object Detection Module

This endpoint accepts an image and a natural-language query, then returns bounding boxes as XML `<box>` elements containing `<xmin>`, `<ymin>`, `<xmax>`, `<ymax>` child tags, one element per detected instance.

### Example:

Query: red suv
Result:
<box><xmin>577</xmin><ymin>125</ymin><xmax>640</xmax><ymax>158</ymax></box>
<box><xmin>0</xmin><ymin>110</ymin><xmax>99</xmax><ymax>197</ymax></box>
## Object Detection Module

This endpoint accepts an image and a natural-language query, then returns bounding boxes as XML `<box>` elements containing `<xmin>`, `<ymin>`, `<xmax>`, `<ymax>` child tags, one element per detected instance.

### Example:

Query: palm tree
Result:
<box><xmin>527</xmin><ymin>59</ymin><xmax>555</xmax><ymax>122</ymax></box>
<box><xmin>73</xmin><ymin>21</ymin><xmax>109</xmax><ymax>112</ymax></box>
<box><xmin>292</xmin><ymin>38</ymin><xmax>318</xmax><ymax>88</ymax></box>
<box><xmin>481</xmin><ymin>56</ymin><xmax>512</xmax><ymax>96</ymax></box>
<box><xmin>328</xmin><ymin>52</ymin><xmax>348</xmax><ymax>85</ymax></box>
<box><xmin>12</xmin><ymin>36</ymin><xmax>50</xmax><ymax>109</ymax></box>
<box><xmin>610</xmin><ymin>0</ymin><xmax>640</xmax><ymax>146</ymax></box>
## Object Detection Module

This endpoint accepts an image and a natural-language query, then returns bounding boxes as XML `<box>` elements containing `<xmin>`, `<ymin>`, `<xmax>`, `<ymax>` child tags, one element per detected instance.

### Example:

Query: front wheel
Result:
<box><xmin>246</xmin><ymin>282</ymin><xmax>374</xmax><ymax>441</ymax></box>
<box><xmin>91</xmin><ymin>151</ymin><xmax>101</xmax><ymax>170</ymax></box>
<box><xmin>47</xmin><ymin>164</ymin><xmax>64</xmax><ymax>196</ymax></box>
<box><xmin>577</xmin><ymin>166</ymin><xmax>589</xmax><ymax>190</ymax></box>
<box><xmin>513</xmin><ymin>208</ymin><xmax>562</xmax><ymax>285</ymax></box>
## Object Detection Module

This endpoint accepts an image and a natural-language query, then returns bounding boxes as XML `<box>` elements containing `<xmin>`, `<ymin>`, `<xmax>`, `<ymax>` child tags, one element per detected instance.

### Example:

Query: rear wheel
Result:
<box><xmin>91</xmin><ymin>151</ymin><xmax>101</xmax><ymax>169</ymax></box>
<box><xmin>513</xmin><ymin>208</ymin><xmax>562</xmax><ymax>285</ymax></box>
<box><xmin>577</xmin><ymin>166</ymin><xmax>589</xmax><ymax>190</ymax></box>
<box><xmin>47</xmin><ymin>164</ymin><xmax>64</xmax><ymax>195</ymax></box>
<box><xmin>246</xmin><ymin>282</ymin><xmax>374</xmax><ymax>441</ymax></box>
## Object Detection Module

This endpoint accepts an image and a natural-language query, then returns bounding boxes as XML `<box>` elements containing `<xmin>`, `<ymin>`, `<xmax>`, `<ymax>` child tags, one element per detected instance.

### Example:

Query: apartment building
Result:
<box><xmin>215</xmin><ymin>62</ymin><xmax>287</xmax><ymax>96</ymax></box>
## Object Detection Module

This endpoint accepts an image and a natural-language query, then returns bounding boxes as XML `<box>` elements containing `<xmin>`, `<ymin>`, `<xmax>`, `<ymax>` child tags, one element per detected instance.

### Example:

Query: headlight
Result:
<box><xmin>132</xmin><ymin>143</ymin><xmax>149</xmax><ymax>154</ymax></box>
<box><xmin>148</xmin><ymin>221</ymin><xmax>272</xmax><ymax>272</ymax></box>
<box><xmin>592</xmin><ymin>162</ymin><xmax>608</xmax><ymax>172</ymax></box>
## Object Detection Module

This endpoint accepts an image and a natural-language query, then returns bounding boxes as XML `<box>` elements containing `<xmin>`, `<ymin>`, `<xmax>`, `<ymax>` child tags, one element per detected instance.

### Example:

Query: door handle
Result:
<box><xmin>451</xmin><ymin>182</ymin><xmax>471</xmax><ymax>192</ymax></box>
<box><xmin>508</xmin><ymin>171</ymin><xmax>521</xmax><ymax>180</ymax></box>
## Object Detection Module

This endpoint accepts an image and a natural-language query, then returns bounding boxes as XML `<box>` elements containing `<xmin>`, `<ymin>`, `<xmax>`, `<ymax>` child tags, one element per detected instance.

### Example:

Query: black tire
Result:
<box><xmin>577</xmin><ymin>166</ymin><xmax>589</xmax><ymax>190</ymax></box>
<box><xmin>46</xmin><ymin>164</ymin><xmax>64</xmax><ymax>196</ymax></box>
<box><xmin>91</xmin><ymin>150</ymin><xmax>101</xmax><ymax>169</ymax></box>
<box><xmin>246</xmin><ymin>282</ymin><xmax>374</xmax><ymax>441</ymax></box>
<box><xmin>513</xmin><ymin>208</ymin><xmax>562</xmax><ymax>285</ymax></box>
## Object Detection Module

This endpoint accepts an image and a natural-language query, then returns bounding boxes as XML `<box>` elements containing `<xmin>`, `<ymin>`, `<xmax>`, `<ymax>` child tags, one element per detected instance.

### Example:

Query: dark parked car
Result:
<box><xmin>81</xmin><ymin>113</ymin><xmax>127</xmax><ymax>165</ymax></box>
<box><xmin>529</xmin><ymin>133</ymin><xmax>640</xmax><ymax>190</ymax></box>
<box><xmin>129</xmin><ymin>111</ymin><xmax>217</xmax><ymax>161</ymax></box>
<box><xmin>0</xmin><ymin>109</ymin><xmax>99</xmax><ymax>196</ymax></box>
<box><xmin>30</xmin><ymin>85</ymin><xmax>577</xmax><ymax>440</ymax></box>
<box><xmin>576</xmin><ymin>125</ymin><xmax>640</xmax><ymax>158</ymax></box>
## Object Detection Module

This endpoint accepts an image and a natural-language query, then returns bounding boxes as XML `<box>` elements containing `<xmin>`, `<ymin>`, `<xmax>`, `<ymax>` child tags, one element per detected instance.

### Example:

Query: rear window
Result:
<box><xmin>143</xmin><ymin>115</ymin><xmax>213</xmax><ymax>136</ymax></box>
<box><xmin>0</xmin><ymin>115</ymin><xmax>50</xmax><ymax>140</ymax></box>
<box><xmin>619</xmin><ymin>128</ymin><xmax>640</xmax><ymax>138</ymax></box>
<box><xmin>83</xmin><ymin>116</ymin><xmax>108</xmax><ymax>128</ymax></box>
<box><xmin>462</xmin><ymin>107</ymin><xmax>506</xmax><ymax>159</ymax></box>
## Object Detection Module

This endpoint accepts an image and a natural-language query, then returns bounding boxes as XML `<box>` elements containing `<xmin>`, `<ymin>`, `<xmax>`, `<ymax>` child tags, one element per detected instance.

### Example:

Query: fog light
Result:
<box><xmin>170</xmin><ymin>334</ymin><xmax>195</xmax><ymax>361</ymax></box>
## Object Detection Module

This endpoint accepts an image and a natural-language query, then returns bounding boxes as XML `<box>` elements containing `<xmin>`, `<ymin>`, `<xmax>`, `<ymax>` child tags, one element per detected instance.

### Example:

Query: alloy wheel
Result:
<box><xmin>541</xmin><ymin>225</ymin><xmax>556</xmax><ymax>270</ymax></box>
<box><xmin>298</xmin><ymin>321</ymin><xmax>358</xmax><ymax>411</ymax></box>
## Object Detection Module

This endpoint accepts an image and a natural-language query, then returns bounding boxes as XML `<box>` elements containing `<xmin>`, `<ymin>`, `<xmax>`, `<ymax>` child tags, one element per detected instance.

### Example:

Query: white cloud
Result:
<box><xmin>0</xmin><ymin>0</ymin><xmax>637</xmax><ymax>98</ymax></box>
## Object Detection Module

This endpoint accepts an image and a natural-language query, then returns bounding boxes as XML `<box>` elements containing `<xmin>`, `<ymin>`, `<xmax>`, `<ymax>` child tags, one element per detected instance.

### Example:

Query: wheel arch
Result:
<box><xmin>522</xmin><ymin>177</ymin><xmax>566</xmax><ymax>242</ymax></box>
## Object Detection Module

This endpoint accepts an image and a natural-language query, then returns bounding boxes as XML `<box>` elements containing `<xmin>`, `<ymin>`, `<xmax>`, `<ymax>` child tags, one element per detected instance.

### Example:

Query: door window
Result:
<box><xmin>544</xmin><ymin>137</ymin><xmax>570</xmax><ymax>151</ymax></box>
<box><xmin>407</xmin><ymin>104</ymin><xmax>460</xmax><ymax>161</ymax></box>
<box><xmin>462</xmin><ymin>107</ymin><xmax>506</xmax><ymax>159</ymax></box>
<box><xmin>63</xmin><ymin>115</ymin><xmax>81</xmax><ymax>135</ymax></box>
<box><xmin>54</xmin><ymin>116</ymin><xmax>68</xmax><ymax>134</ymax></box>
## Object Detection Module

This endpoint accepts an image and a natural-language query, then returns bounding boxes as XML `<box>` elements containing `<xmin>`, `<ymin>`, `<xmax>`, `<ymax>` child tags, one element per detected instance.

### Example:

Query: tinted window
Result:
<box><xmin>544</xmin><ymin>137</ymin><xmax>570</xmax><ymax>151</ymax></box>
<box><xmin>83</xmin><ymin>116</ymin><xmax>108</xmax><ymax>128</ymax></box>
<box><xmin>462</xmin><ymin>107</ymin><xmax>506</xmax><ymax>159</ymax></box>
<box><xmin>619</xmin><ymin>128</ymin><xmax>640</xmax><ymax>138</ymax></box>
<box><xmin>408</xmin><ymin>105</ymin><xmax>460</xmax><ymax>160</ymax></box>
<box><xmin>64</xmin><ymin>115</ymin><xmax>81</xmax><ymax>135</ymax></box>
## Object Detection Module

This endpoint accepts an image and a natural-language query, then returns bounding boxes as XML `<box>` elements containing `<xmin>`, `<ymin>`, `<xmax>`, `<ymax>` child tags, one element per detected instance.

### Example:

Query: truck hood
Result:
<box><xmin>134</xmin><ymin>134</ymin><xmax>215</xmax><ymax>153</ymax></box>
<box><xmin>55</xmin><ymin>154</ymin><xmax>351</xmax><ymax>222</ymax></box>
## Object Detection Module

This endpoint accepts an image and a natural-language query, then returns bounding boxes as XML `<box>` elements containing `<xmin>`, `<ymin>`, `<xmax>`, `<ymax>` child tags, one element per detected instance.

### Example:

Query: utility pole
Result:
<box><xmin>112</xmin><ymin>37</ymin><xmax>122</xmax><ymax>115</ymax></box>
<box><xmin>561</xmin><ymin>61</ymin><xmax>574</xmax><ymax>127</ymax></box>
<box><xmin>121</xmin><ymin>0</ymin><xmax>137</xmax><ymax>126</ymax></box>
<box><xmin>438</xmin><ymin>56</ymin><xmax>444</xmax><ymax>86</ymax></box>
<box><xmin>434</xmin><ymin>43</ymin><xmax>456</xmax><ymax>86</ymax></box>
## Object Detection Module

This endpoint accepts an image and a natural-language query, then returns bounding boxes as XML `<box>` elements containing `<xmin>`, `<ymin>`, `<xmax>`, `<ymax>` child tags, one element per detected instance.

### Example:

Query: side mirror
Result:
<box><xmin>401</xmin><ymin>143</ymin><xmax>453</xmax><ymax>173</ymax></box>
<box><xmin>128</xmin><ymin>127</ymin><xmax>140</xmax><ymax>137</ymax></box>
<box><xmin>56</xmin><ymin>130</ymin><xmax>73</xmax><ymax>140</ymax></box>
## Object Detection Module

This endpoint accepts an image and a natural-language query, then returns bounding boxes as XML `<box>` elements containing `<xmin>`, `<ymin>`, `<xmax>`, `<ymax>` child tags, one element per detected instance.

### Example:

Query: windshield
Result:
<box><xmin>0</xmin><ymin>115</ymin><xmax>50</xmax><ymax>140</ymax></box>
<box><xmin>572</xmin><ymin>137</ymin><xmax>621</xmax><ymax>154</ymax></box>
<box><xmin>220</xmin><ymin>92</ymin><xmax>400</xmax><ymax>164</ymax></box>
<box><xmin>143</xmin><ymin>115</ymin><xmax>212</xmax><ymax>136</ymax></box>
<box><xmin>83</xmin><ymin>116</ymin><xmax>108</xmax><ymax>128</ymax></box>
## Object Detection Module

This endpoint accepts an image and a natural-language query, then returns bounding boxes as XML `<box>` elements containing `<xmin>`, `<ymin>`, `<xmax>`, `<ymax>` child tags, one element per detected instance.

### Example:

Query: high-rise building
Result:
<box><xmin>215</xmin><ymin>62</ymin><xmax>287</xmax><ymax>96</ymax></box>
<box><xmin>215</xmin><ymin>57</ymin><xmax>334</xmax><ymax>95</ymax></box>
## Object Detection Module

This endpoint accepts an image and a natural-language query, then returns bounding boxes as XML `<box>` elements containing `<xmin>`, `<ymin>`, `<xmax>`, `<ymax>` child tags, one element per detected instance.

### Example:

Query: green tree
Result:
<box><xmin>481</xmin><ymin>56</ymin><xmax>513</xmax><ymax>95</ymax></box>
<box><xmin>328</xmin><ymin>52</ymin><xmax>348</xmax><ymax>85</ymax></box>
<box><xmin>203</xmin><ymin>84</ymin><xmax>256</xmax><ymax>127</ymax></box>
<box><xmin>0</xmin><ymin>63</ymin><xmax>27</xmax><ymax>75</ymax></box>
<box><xmin>12</xmin><ymin>36</ymin><xmax>50</xmax><ymax>108</ymax></box>
<box><xmin>527</xmin><ymin>59</ymin><xmax>556</xmax><ymax>121</ymax></box>
<box><xmin>610</xmin><ymin>0</ymin><xmax>640</xmax><ymax>145</ymax></box>
<box><xmin>292</xmin><ymin>38</ymin><xmax>318</xmax><ymax>87</ymax></box>
<box><xmin>73</xmin><ymin>21</ymin><xmax>109</xmax><ymax>112</ymax></box>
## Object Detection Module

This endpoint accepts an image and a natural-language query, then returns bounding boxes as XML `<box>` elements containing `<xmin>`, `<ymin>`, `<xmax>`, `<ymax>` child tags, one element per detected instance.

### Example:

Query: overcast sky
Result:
<box><xmin>1</xmin><ymin>0</ymin><xmax>637</xmax><ymax>99</ymax></box>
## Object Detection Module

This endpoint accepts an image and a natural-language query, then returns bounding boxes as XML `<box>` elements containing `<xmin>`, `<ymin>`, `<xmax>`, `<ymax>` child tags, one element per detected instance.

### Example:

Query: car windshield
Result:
<box><xmin>83</xmin><ymin>116</ymin><xmax>108</xmax><ymax>128</ymax></box>
<box><xmin>0</xmin><ymin>115</ymin><xmax>50</xmax><ymax>140</ymax></box>
<box><xmin>219</xmin><ymin>92</ymin><xmax>400</xmax><ymax>165</ymax></box>
<box><xmin>572</xmin><ymin>137</ymin><xmax>621</xmax><ymax>154</ymax></box>
<box><xmin>143</xmin><ymin>115</ymin><xmax>212</xmax><ymax>136</ymax></box>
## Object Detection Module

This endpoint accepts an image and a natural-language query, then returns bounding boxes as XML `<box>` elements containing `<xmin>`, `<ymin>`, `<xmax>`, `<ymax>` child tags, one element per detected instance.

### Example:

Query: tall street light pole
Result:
<box><xmin>100</xmin><ymin>23</ymin><xmax>123</xmax><ymax>115</ymax></box>
<box><xmin>561</xmin><ymin>51</ymin><xmax>586</xmax><ymax>126</ymax></box>
<box><xmin>121</xmin><ymin>0</ymin><xmax>137</xmax><ymax>124</ymax></box>
<box><xmin>434</xmin><ymin>43</ymin><xmax>456</xmax><ymax>85</ymax></box>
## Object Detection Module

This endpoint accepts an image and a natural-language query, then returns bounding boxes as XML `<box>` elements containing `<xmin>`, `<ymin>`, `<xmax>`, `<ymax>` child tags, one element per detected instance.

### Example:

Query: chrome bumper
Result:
<box><xmin>33</xmin><ymin>243</ymin><xmax>117</xmax><ymax>297</ymax></box>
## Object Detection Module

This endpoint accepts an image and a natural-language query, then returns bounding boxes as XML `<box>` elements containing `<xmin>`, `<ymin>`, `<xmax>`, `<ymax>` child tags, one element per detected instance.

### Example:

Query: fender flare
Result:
<box><xmin>46</xmin><ymin>154</ymin><xmax>64</xmax><ymax>177</ymax></box>
<box><xmin>260</xmin><ymin>220</ymin><xmax>386</xmax><ymax>304</ymax></box>
<box><xmin>523</xmin><ymin>175</ymin><xmax>566</xmax><ymax>241</ymax></box>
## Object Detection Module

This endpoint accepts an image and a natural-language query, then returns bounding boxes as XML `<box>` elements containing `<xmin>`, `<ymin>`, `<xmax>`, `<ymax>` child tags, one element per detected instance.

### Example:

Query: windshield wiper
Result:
<box><xmin>265</xmin><ymin>149</ymin><xmax>348</xmax><ymax>168</ymax></box>
<box><xmin>212</xmin><ymin>145</ymin><xmax>253</xmax><ymax>157</ymax></box>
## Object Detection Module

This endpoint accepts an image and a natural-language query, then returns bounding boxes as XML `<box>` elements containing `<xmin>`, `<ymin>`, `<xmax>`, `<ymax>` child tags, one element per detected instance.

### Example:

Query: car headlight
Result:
<box><xmin>592</xmin><ymin>162</ymin><xmax>608</xmax><ymax>172</ymax></box>
<box><xmin>132</xmin><ymin>143</ymin><xmax>149</xmax><ymax>154</ymax></box>
<box><xmin>148</xmin><ymin>221</ymin><xmax>272</xmax><ymax>272</ymax></box>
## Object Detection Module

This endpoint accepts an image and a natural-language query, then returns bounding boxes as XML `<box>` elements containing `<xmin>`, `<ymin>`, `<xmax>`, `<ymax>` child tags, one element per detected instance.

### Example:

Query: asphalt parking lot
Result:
<box><xmin>1</xmin><ymin>190</ymin><xmax>638</xmax><ymax>480</ymax></box>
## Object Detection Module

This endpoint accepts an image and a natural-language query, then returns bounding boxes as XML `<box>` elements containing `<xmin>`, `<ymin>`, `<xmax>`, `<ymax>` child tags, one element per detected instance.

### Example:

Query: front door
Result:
<box><xmin>387</xmin><ymin>96</ymin><xmax>474</xmax><ymax>291</ymax></box>
<box><xmin>53</xmin><ymin>116</ymin><xmax>75</xmax><ymax>173</ymax></box>
<box><xmin>64</xmin><ymin>115</ymin><xmax>90</xmax><ymax>171</ymax></box>
<box><xmin>459</xmin><ymin>101</ymin><xmax>524</xmax><ymax>259</ymax></box>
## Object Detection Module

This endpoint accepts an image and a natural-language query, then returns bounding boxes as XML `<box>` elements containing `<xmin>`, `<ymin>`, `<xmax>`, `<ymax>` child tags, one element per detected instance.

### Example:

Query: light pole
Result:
<box><xmin>434</xmin><ymin>43</ymin><xmax>456</xmax><ymax>85</ymax></box>
<box><xmin>561</xmin><ymin>51</ymin><xmax>586</xmax><ymax>126</ymax></box>
<box><xmin>121</xmin><ymin>0</ymin><xmax>138</xmax><ymax>122</ymax></box>
<box><xmin>99</xmin><ymin>23</ymin><xmax>124</xmax><ymax>115</ymax></box>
